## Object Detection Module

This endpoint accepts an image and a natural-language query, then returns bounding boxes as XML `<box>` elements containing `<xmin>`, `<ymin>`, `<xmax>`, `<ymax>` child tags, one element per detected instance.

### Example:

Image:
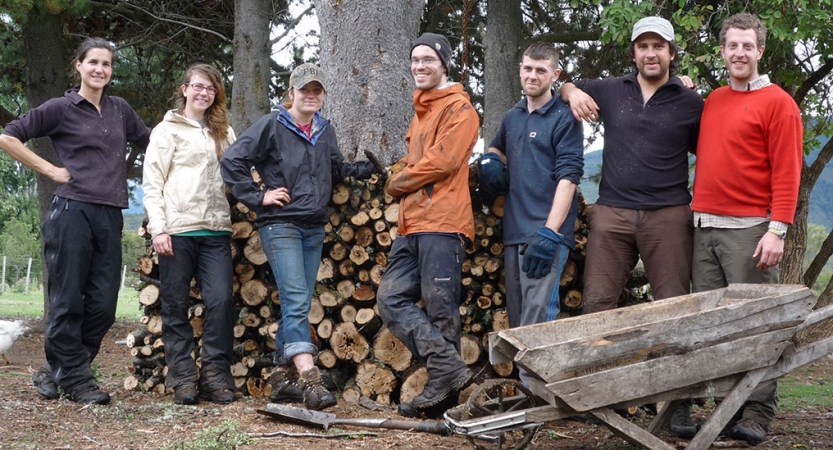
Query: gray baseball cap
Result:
<box><xmin>631</xmin><ymin>17</ymin><xmax>675</xmax><ymax>42</ymax></box>
<box><xmin>289</xmin><ymin>63</ymin><xmax>326</xmax><ymax>90</ymax></box>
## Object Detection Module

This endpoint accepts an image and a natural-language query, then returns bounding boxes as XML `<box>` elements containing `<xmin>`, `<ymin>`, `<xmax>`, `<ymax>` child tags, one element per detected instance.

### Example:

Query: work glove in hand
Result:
<box><xmin>520</xmin><ymin>226</ymin><xmax>564</xmax><ymax>279</ymax></box>
<box><xmin>477</xmin><ymin>152</ymin><xmax>508</xmax><ymax>206</ymax></box>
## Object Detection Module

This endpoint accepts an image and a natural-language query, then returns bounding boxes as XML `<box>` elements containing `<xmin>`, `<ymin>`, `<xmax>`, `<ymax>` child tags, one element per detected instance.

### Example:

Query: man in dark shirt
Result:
<box><xmin>485</xmin><ymin>41</ymin><xmax>583</xmax><ymax>387</ymax></box>
<box><xmin>559</xmin><ymin>16</ymin><xmax>703</xmax><ymax>314</ymax></box>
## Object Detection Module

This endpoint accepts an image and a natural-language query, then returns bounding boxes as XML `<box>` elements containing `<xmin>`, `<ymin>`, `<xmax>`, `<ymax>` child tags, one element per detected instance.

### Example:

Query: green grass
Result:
<box><xmin>0</xmin><ymin>288</ymin><xmax>143</xmax><ymax>319</ymax></box>
<box><xmin>778</xmin><ymin>374</ymin><xmax>833</xmax><ymax>411</ymax></box>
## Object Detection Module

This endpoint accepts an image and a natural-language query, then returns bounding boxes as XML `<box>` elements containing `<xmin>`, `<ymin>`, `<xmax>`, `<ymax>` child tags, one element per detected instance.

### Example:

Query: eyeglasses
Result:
<box><xmin>410</xmin><ymin>57</ymin><xmax>439</xmax><ymax>67</ymax></box>
<box><xmin>186</xmin><ymin>83</ymin><xmax>217</xmax><ymax>95</ymax></box>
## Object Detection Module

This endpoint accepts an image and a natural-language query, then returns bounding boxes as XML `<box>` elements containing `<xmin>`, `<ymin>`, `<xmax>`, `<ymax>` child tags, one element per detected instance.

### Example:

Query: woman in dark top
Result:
<box><xmin>0</xmin><ymin>37</ymin><xmax>151</xmax><ymax>405</ymax></box>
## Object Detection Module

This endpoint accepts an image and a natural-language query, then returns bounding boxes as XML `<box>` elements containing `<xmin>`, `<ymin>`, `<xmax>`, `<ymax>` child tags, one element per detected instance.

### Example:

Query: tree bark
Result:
<box><xmin>21</xmin><ymin>10</ymin><xmax>68</xmax><ymax>320</ymax></box>
<box><xmin>231</xmin><ymin>0</ymin><xmax>271</xmax><ymax>132</ymax></box>
<box><xmin>482</xmin><ymin>0</ymin><xmax>523</xmax><ymax>144</ymax></box>
<box><xmin>312</xmin><ymin>0</ymin><xmax>422</xmax><ymax>165</ymax></box>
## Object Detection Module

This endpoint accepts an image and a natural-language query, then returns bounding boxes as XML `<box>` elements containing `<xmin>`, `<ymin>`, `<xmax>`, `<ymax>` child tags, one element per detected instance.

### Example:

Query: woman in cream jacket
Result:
<box><xmin>142</xmin><ymin>64</ymin><xmax>236</xmax><ymax>405</ymax></box>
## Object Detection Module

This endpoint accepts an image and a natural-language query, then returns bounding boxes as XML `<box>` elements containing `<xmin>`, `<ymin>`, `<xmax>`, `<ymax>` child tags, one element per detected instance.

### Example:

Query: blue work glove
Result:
<box><xmin>477</xmin><ymin>152</ymin><xmax>509</xmax><ymax>206</ymax></box>
<box><xmin>520</xmin><ymin>227</ymin><xmax>564</xmax><ymax>279</ymax></box>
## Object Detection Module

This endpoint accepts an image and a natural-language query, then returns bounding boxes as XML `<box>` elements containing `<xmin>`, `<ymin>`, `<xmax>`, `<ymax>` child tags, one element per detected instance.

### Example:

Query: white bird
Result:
<box><xmin>0</xmin><ymin>320</ymin><xmax>28</xmax><ymax>365</ymax></box>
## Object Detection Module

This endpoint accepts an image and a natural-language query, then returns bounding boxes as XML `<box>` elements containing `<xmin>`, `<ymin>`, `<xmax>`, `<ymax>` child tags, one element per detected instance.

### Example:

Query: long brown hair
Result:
<box><xmin>173</xmin><ymin>64</ymin><xmax>230</xmax><ymax>159</ymax></box>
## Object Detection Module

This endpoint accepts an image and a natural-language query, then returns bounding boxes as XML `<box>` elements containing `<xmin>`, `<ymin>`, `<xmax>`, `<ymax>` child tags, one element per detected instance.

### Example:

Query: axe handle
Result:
<box><xmin>331</xmin><ymin>418</ymin><xmax>450</xmax><ymax>435</ymax></box>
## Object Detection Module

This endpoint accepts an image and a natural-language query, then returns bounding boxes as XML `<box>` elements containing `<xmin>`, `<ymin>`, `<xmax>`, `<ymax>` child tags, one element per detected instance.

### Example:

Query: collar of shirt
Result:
<box><xmin>747</xmin><ymin>74</ymin><xmax>772</xmax><ymax>91</ymax></box>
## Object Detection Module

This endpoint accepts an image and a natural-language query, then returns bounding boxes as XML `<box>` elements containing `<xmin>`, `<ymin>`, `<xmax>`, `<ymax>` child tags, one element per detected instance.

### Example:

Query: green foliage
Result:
<box><xmin>161</xmin><ymin>419</ymin><xmax>252</xmax><ymax>450</ymax></box>
<box><xmin>0</xmin><ymin>217</ymin><xmax>40</xmax><ymax>263</ymax></box>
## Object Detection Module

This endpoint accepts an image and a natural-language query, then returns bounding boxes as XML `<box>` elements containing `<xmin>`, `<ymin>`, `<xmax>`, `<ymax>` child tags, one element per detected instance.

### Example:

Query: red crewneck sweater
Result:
<box><xmin>692</xmin><ymin>84</ymin><xmax>803</xmax><ymax>224</ymax></box>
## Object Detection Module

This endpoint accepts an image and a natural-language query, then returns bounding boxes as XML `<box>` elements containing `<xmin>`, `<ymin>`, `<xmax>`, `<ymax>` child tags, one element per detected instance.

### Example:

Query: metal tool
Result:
<box><xmin>257</xmin><ymin>403</ymin><xmax>450</xmax><ymax>435</ymax></box>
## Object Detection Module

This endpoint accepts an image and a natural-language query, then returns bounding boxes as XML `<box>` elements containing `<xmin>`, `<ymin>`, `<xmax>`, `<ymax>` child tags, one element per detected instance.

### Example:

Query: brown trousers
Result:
<box><xmin>582</xmin><ymin>204</ymin><xmax>693</xmax><ymax>313</ymax></box>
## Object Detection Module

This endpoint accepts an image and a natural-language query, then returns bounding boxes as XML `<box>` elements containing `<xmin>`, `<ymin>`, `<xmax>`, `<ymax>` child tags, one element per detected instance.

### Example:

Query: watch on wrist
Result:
<box><xmin>768</xmin><ymin>228</ymin><xmax>786</xmax><ymax>239</ymax></box>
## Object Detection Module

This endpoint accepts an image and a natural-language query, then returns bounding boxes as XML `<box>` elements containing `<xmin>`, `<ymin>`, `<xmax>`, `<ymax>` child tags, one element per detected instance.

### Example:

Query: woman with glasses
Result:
<box><xmin>0</xmin><ymin>37</ymin><xmax>151</xmax><ymax>405</ymax></box>
<box><xmin>142</xmin><ymin>63</ymin><xmax>237</xmax><ymax>405</ymax></box>
<box><xmin>221</xmin><ymin>63</ymin><xmax>379</xmax><ymax>410</ymax></box>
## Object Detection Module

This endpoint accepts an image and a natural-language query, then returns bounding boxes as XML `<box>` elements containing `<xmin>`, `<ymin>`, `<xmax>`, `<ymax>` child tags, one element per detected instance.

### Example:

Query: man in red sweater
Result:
<box><xmin>686</xmin><ymin>13</ymin><xmax>803</xmax><ymax>445</ymax></box>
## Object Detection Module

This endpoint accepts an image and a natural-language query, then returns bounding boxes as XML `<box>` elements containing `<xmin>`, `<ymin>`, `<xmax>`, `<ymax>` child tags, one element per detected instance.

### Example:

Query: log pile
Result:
<box><xmin>123</xmin><ymin>165</ymin><xmax>592</xmax><ymax>406</ymax></box>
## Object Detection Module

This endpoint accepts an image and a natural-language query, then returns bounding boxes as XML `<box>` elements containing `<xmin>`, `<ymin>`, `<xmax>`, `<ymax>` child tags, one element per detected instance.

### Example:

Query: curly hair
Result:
<box><xmin>720</xmin><ymin>13</ymin><xmax>767</xmax><ymax>48</ymax></box>
<box><xmin>174</xmin><ymin>64</ymin><xmax>230</xmax><ymax>159</ymax></box>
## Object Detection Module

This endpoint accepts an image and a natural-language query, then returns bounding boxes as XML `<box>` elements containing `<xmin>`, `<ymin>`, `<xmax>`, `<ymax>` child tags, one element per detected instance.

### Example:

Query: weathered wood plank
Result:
<box><xmin>490</xmin><ymin>284</ymin><xmax>810</xmax><ymax>366</ymax></box>
<box><xmin>686</xmin><ymin>367</ymin><xmax>769</xmax><ymax>450</ymax></box>
<box><xmin>589</xmin><ymin>407</ymin><xmax>677</xmax><ymax>450</ymax></box>
<box><xmin>545</xmin><ymin>328</ymin><xmax>795</xmax><ymax>411</ymax></box>
<box><xmin>513</xmin><ymin>287</ymin><xmax>813</xmax><ymax>382</ymax></box>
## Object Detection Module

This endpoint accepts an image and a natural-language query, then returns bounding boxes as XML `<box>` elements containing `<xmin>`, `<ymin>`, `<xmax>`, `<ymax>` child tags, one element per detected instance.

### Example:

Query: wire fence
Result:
<box><xmin>0</xmin><ymin>256</ymin><xmax>137</xmax><ymax>295</ymax></box>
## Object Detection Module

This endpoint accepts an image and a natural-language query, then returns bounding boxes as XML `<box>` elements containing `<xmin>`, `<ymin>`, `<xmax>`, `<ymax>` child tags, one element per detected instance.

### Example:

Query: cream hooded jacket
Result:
<box><xmin>143</xmin><ymin>110</ymin><xmax>235</xmax><ymax>238</ymax></box>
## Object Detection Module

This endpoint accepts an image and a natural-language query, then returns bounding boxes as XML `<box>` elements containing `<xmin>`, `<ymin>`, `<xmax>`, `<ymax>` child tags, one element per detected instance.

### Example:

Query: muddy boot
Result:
<box><xmin>669</xmin><ymin>400</ymin><xmax>699</xmax><ymax>438</ymax></box>
<box><xmin>174</xmin><ymin>384</ymin><xmax>199</xmax><ymax>405</ymax></box>
<box><xmin>727</xmin><ymin>418</ymin><xmax>767</xmax><ymax>446</ymax></box>
<box><xmin>412</xmin><ymin>368</ymin><xmax>472</xmax><ymax>410</ymax></box>
<box><xmin>269</xmin><ymin>369</ymin><xmax>304</xmax><ymax>403</ymax></box>
<box><xmin>298</xmin><ymin>367</ymin><xmax>336</xmax><ymax>410</ymax></box>
<box><xmin>67</xmin><ymin>383</ymin><xmax>110</xmax><ymax>405</ymax></box>
<box><xmin>31</xmin><ymin>364</ymin><xmax>59</xmax><ymax>400</ymax></box>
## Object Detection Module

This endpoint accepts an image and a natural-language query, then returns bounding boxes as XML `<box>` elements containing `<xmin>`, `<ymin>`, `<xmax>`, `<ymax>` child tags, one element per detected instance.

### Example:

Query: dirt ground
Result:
<box><xmin>1</xmin><ymin>317</ymin><xmax>831</xmax><ymax>450</ymax></box>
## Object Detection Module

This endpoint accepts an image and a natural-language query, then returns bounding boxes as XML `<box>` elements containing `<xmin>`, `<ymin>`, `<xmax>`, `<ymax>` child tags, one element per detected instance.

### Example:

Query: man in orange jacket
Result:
<box><xmin>377</xmin><ymin>32</ymin><xmax>479</xmax><ymax>414</ymax></box>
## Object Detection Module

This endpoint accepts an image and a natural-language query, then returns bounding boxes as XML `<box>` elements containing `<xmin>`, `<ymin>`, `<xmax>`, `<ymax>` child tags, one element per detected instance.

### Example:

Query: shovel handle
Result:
<box><xmin>332</xmin><ymin>418</ymin><xmax>450</xmax><ymax>435</ymax></box>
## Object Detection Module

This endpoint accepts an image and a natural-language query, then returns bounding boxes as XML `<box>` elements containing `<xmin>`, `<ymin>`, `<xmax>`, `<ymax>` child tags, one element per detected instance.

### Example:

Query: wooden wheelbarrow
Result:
<box><xmin>445</xmin><ymin>284</ymin><xmax>833</xmax><ymax>450</ymax></box>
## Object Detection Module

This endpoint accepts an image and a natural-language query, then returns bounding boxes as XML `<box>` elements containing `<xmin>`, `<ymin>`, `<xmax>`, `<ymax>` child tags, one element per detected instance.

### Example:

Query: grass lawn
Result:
<box><xmin>0</xmin><ymin>288</ymin><xmax>143</xmax><ymax>319</ymax></box>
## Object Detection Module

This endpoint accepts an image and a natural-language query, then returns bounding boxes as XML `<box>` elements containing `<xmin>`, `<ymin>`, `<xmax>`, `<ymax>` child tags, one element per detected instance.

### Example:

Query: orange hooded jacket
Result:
<box><xmin>387</xmin><ymin>83</ymin><xmax>479</xmax><ymax>242</ymax></box>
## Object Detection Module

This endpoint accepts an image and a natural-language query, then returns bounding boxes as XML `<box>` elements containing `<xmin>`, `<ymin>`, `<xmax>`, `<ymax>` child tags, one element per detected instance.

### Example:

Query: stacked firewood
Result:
<box><xmin>123</xmin><ymin>166</ymin><xmax>590</xmax><ymax>405</ymax></box>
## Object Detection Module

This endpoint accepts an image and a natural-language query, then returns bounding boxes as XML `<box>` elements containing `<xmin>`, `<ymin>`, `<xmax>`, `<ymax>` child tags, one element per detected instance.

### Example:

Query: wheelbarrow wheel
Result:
<box><xmin>463</xmin><ymin>379</ymin><xmax>540</xmax><ymax>450</ymax></box>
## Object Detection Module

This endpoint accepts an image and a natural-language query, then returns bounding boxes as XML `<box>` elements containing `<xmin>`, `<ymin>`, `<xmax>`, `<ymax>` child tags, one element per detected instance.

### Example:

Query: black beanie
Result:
<box><xmin>411</xmin><ymin>33</ymin><xmax>451</xmax><ymax>70</ymax></box>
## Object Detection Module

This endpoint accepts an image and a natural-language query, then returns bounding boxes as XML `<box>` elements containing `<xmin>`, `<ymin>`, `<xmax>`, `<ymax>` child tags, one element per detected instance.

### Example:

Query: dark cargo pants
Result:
<box><xmin>377</xmin><ymin>233</ymin><xmax>468</xmax><ymax>380</ymax></box>
<box><xmin>42</xmin><ymin>197</ymin><xmax>122</xmax><ymax>392</ymax></box>
<box><xmin>159</xmin><ymin>235</ymin><xmax>235</xmax><ymax>391</ymax></box>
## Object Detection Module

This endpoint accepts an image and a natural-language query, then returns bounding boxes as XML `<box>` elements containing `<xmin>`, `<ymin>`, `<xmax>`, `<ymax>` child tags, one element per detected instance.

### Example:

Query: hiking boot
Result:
<box><xmin>269</xmin><ymin>370</ymin><xmax>304</xmax><ymax>403</ymax></box>
<box><xmin>173</xmin><ymin>384</ymin><xmax>199</xmax><ymax>405</ymax></box>
<box><xmin>298</xmin><ymin>367</ymin><xmax>336</xmax><ymax>410</ymax></box>
<box><xmin>726</xmin><ymin>418</ymin><xmax>767</xmax><ymax>446</ymax></box>
<box><xmin>412</xmin><ymin>367</ymin><xmax>472</xmax><ymax>410</ymax></box>
<box><xmin>68</xmin><ymin>384</ymin><xmax>110</xmax><ymax>405</ymax></box>
<box><xmin>200</xmin><ymin>388</ymin><xmax>236</xmax><ymax>404</ymax></box>
<box><xmin>669</xmin><ymin>401</ymin><xmax>699</xmax><ymax>439</ymax></box>
<box><xmin>31</xmin><ymin>365</ymin><xmax>59</xmax><ymax>400</ymax></box>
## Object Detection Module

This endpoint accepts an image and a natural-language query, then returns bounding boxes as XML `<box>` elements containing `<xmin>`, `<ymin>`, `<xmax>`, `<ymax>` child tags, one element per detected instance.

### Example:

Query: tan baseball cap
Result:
<box><xmin>289</xmin><ymin>63</ymin><xmax>326</xmax><ymax>90</ymax></box>
<box><xmin>631</xmin><ymin>17</ymin><xmax>675</xmax><ymax>42</ymax></box>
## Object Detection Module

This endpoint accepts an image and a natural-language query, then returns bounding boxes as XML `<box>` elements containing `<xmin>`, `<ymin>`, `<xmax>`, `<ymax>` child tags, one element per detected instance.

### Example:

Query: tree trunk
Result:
<box><xmin>231</xmin><ymin>0</ymin><xmax>271</xmax><ymax>132</ymax></box>
<box><xmin>312</xmin><ymin>0</ymin><xmax>422</xmax><ymax>165</ymax></box>
<box><xmin>21</xmin><ymin>11</ymin><xmax>68</xmax><ymax>321</ymax></box>
<box><xmin>482</xmin><ymin>0</ymin><xmax>523</xmax><ymax>144</ymax></box>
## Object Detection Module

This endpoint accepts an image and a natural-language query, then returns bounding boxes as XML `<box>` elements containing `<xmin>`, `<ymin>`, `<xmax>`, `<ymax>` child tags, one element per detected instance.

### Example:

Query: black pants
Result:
<box><xmin>377</xmin><ymin>233</ymin><xmax>467</xmax><ymax>380</ymax></box>
<box><xmin>159</xmin><ymin>235</ymin><xmax>235</xmax><ymax>391</ymax></box>
<box><xmin>42</xmin><ymin>197</ymin><xmax>122</xmax><ymax>392</ymax></box>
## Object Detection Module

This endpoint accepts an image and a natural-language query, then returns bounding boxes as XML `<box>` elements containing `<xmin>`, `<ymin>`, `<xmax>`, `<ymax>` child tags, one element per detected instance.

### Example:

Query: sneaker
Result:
<box><xmin>200</xmin><ymin>388</ymin><xmax>236</xmax><ymax>405</ymax></box>
<box><xmin>669</xmin><ymin>401</ymin><xmax>699</xmax><ymax>439</ymax></box>
<box><xmin>31</xmin><ymin>365</ymin><xmax>59</xmax><ymax>400</ymax></box>
<box><xmin>298</xmin><ymin>367</ymin><xmax>337</xmax><ymax>410</ymax></box>
<box><xmin>269</xmin><ymin>370</ymin><xmax>304</xmax><ymax>403</ymax></box>
<box><xmin>174</xmin><ymin>385</ymin><xmax>199</xmax><ymax>405</ymax></box>
<box><xmin>726</xmin><ymin>418</ymin><xmax>767</xmax><ymax>446</ymax></box>
<box><xmin>412</xmin><ymin>367</ymin><xmax>472</xmax><ymax>410</ymax></box>
<box><xmin>68</xmin><ymin>384</ymin><xmax>110</xmax><ymax>405</ymax></box>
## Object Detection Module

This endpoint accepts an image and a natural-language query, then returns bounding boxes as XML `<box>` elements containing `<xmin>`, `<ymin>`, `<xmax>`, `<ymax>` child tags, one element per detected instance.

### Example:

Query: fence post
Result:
<box><xmin>1</xmin><ymin>256</ymin><xmax>5</xmax><ymax>295</ymax></box>
<box><xmin>25</xmin><ymin>257</ymin><xmax>33</xmax><ymax>295</ymax></box>
<box><xmin>120</xmin><ymin>265</ymin><xmax>127</xmax><ymax>295</ymax></box>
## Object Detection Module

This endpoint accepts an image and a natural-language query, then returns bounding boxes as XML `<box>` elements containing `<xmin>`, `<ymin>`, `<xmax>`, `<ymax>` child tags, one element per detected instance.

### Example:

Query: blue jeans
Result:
<box><xmin>259</xmin><ymin>223</ymin><xmax>324</xmax><ymax>365</ymax></box>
